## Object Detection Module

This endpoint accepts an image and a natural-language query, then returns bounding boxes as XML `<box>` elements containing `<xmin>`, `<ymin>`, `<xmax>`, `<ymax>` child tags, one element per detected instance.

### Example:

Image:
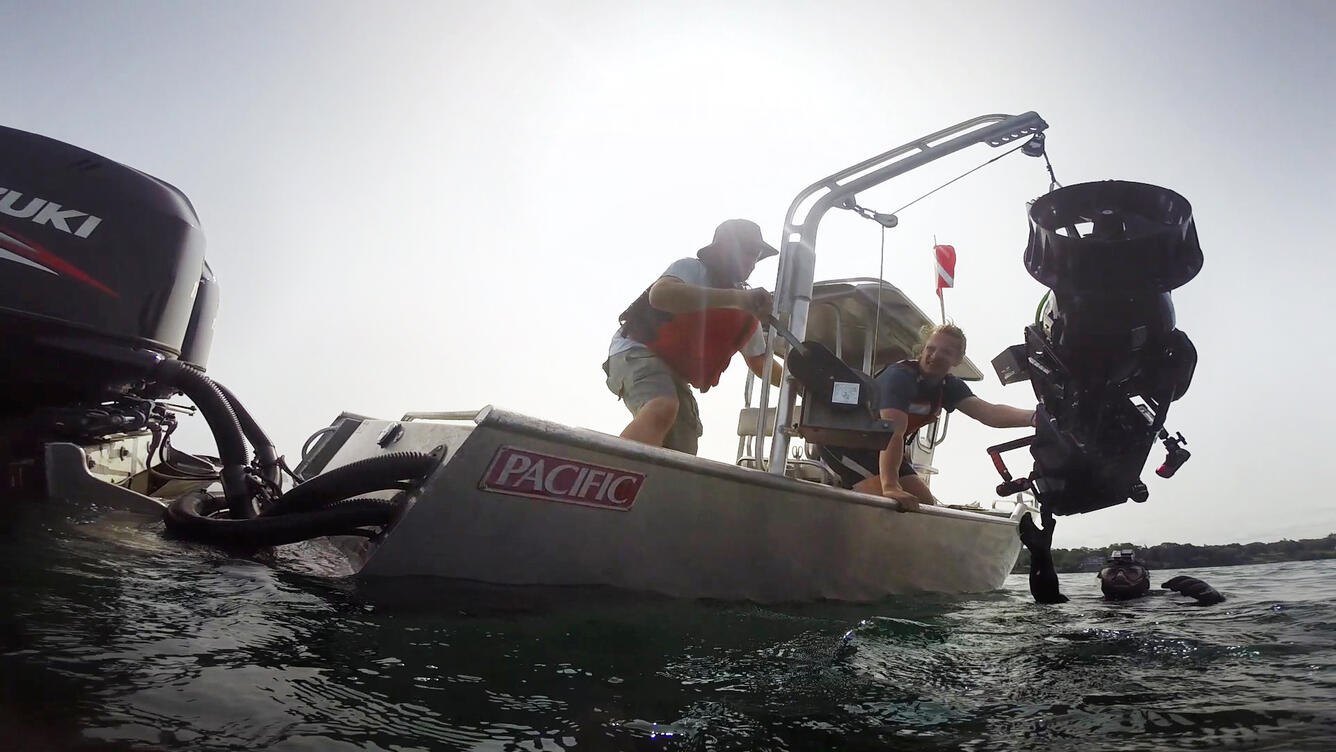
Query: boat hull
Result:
<box><xmin>316</xmin><ymin>408</ymin><xmax>1023</xmax><ymax>602</ymax></box>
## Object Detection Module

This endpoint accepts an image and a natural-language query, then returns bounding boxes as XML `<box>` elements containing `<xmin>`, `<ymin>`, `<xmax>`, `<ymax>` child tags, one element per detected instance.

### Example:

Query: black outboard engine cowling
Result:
<box><xmin>994</xmin><ymin>180</ymin><xmax>1201</xmax><ymax>516</ymax></box>
<box><xmin>0</xmin><ymin>127</ymin><xmax>432</xmax><ymax>548</ymax></box>
<box><xmin>179</xmin><ymin>260</ymin><xmax>219</xmax><ymax>372</ymax></box>
<box><xmin>0</xmin><ymin>126</ymin><xmax>216</xmax><ymax>414</ymax></box>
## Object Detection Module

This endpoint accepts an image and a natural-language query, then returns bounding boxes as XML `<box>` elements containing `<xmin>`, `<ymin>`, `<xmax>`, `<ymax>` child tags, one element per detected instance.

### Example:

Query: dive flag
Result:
<box><xmin>934</xmin><ymin>244</ymin><xmax>956</xmax><ymax>299</ymax></box>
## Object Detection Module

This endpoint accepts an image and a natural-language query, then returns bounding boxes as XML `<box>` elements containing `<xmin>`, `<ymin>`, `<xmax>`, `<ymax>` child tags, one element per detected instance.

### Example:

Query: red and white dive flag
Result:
<box><xmin>934</xmin><ymin>243</ymin><xmax>956</xmax><ymax>299</ymax></box>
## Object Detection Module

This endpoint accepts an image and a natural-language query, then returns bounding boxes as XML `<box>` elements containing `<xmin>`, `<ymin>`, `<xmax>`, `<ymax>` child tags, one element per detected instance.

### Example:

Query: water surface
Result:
<box><xmin>2</xmin><ymin>501</ymin><xmax>1332</xmax><ymax>750</ymax></box>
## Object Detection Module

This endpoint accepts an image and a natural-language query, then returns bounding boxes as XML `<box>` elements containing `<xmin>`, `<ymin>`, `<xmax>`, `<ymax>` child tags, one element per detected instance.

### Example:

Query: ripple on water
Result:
<box><xmin>4</xmin><ymin>506</ymin><xmax>1336</xmax><ymax>750</ymax></box>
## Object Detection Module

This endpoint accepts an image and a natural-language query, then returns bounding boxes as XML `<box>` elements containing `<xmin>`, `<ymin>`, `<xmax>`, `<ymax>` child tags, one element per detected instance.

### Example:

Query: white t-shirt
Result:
<box><xmin>608</xmin><ymin>257</ymin><xmax>767</xmax><ymax>359</ymax></box>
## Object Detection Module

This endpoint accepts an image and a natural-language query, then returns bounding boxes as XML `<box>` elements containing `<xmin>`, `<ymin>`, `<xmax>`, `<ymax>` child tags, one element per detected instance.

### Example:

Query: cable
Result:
<box><xmin>1035</xmin><ymin>290</ymin><xmax>1052</xmax><ymax>325</ymax></box>
<box><xmin>872</xmin><ymin>225</ymin><xmax>886</xmax><ymax>365</ymax></box>
<box><xmin>887</xmin><ymin>143</ymin><xmax>1026</xmax><ymax>217</ymax></box>
<box><xmin>1042</xmin><ymin>148</ymin><xmax>1063</xmax><ymax>192</ymax></box>
<box><xmin>278</xmin><ymin>456</ymin><xmax>304</xmax><ymax>486</ymax></box>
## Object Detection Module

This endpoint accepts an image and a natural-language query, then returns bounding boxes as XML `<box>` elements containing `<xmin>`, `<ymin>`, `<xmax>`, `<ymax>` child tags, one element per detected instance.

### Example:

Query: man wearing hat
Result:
<box><xmin>605</xmin><ymin>219</ymin><xmax>782</xmax><ymax>455</ymax></box>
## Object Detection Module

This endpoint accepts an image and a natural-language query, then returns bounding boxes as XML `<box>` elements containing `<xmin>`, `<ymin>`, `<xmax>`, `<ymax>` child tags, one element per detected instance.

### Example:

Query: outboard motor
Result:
<box><xmin>0</xmin><ymin>125</ymin><xmax>220</xmax><ymax>492</ymax></box>
<box><xmin>1</xmin><ymin>127</ymin><xmax>439</xmax><ymax>548</ymax></box>
<box><xmin>0</xmin><ymin>125</ymin><xmax>215</xmax><ymax>417</ymax></box>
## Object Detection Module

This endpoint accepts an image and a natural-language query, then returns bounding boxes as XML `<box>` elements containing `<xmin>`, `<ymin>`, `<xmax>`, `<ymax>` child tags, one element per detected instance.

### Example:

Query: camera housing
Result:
<box><xmin>995</xmin><ymin>181</ymin><xmax>1201</xmax><ymax>516</ymax></box>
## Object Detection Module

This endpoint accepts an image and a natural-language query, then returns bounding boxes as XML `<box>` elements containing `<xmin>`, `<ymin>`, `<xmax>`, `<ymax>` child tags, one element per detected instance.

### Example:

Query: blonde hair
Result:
<box><xmin>917</xmin><ymin>322</ymin><xmax>967</xmax><ymax>354</ymax></box>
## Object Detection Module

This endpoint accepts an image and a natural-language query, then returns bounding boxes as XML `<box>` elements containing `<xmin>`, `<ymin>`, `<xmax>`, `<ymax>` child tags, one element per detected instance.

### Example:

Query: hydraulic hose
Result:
<box><xmin>213</xmin><ymin>381</ymin><xmax>281</xmax><ymax>491</ymax></box>
<box><xmin>164</xmin><ymin>451</ymin><xmax>437</xmax><ymax>547</ymax></box>
<box><xmin>1034</xmin><ymin>290</ymin><xmax>1051</xmax><ymax>325</ymax></box>
<box><xmin>164</xmin><ymin>491</ymin><xmax>400</xmax><ymax>548</ymax></box>
<box><xmin>263</xmin><ymin>451</ymin><xmax>439</xmax><ymax>517</ymax></box>
<box><xmin>154</xmin><ymin>360</ymin><xmax>253</xmax><ymax>519</ymax></box>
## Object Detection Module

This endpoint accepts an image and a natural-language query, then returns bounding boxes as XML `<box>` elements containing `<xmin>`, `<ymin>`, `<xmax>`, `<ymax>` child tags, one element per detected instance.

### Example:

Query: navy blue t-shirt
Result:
<box><xmin>874</xmin><ymin>363</ymin><xmax>974</xmax><ymax>427</ymax></box>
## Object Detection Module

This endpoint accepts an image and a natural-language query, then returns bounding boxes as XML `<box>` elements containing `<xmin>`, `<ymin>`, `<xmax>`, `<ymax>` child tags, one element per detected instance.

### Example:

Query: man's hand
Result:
<box><xmin>1162</xmin><ymin>575</ymin><xmax>1225</xmax><ymax>605</ymax></box>
<box><xmin>882</xmin><ymin>485</ymin><xmax>921</xmax><ymax>512</ymax></box>
<box><xmin>736</xmin><ymin>288</ymin><xmax>772</xmax><ymax>318</ymax></box>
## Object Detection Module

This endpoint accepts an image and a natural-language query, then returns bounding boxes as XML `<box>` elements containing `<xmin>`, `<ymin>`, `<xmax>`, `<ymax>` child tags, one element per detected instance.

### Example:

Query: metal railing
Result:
<box><xmin>759</xmin><ymin>112</ymin><xmax>1048</xmax><ymax>473</ymax></box>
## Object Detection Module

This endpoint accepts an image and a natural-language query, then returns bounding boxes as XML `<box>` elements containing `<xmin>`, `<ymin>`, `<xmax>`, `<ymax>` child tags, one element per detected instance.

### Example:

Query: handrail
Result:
<box><xmin>759</xmin><ymin>112</ymin><xmax>1048</xmax><ymax>474</ymax></box>
<box><xmin>825</xmin><ymin>301</ymin><xmax>844</xmax><ymax>360</ymax></box>
<box><xmin>400</xmin><ymin>407</ymin><xmax>492</xmax><ymax>423</ymax></box>
<box><xmin>917</xmin><ymin>409</ymin><xmax>952</xmax><ymax>452</ymax></box>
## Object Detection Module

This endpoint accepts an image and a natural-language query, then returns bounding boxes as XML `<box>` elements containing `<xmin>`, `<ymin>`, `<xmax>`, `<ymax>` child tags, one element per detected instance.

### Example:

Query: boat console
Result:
<box><xmin>736</xmin><ymin>279</ymin><xmax>985</xmax><ymax>483</ymax></box>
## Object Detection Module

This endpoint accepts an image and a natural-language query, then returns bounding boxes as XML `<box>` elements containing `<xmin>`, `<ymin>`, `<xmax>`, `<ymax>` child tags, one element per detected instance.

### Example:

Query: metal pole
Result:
<box><xmin>762</xmin><ymin>112</ymin><xmax>1048</xmax><ymax>474</ymax></box>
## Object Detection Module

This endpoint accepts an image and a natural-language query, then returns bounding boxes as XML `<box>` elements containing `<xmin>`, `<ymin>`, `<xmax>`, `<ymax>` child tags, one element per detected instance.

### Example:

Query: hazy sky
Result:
<box><xmin>5</xmin><ymin>0</ymin><xmax>1333</xmax><ymax>548</ymax></box>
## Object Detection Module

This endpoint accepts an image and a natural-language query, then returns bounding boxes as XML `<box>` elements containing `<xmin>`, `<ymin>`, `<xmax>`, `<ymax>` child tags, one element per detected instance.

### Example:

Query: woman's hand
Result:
<box><xmin>882</xmin><ymin>485</ymin><xmax>921</xmax><ymax>512</ymax></box>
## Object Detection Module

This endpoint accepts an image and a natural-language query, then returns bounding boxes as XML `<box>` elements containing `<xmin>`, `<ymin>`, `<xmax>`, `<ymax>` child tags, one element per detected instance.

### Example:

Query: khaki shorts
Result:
<box><xmin>604</xmin><ymin>346</ymin><xmax>702</xmax><ymax>455</ymax></box>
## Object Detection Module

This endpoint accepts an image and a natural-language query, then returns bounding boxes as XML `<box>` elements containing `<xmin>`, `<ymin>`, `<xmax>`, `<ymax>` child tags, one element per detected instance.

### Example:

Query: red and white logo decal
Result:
<box><xmin>479</xmin><ymin>446</ymin><xmax>645</xmax><ymax>511</ymax></box>
<box><xmin>0</xmin><ymin>224</ymin><xmax>117</xmax><ymax>297</ymax></box>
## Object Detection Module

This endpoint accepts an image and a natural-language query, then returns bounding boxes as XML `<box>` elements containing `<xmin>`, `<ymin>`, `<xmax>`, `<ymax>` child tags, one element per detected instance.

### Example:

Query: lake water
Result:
<box><xmin>2</xmin><ymin>500</ymin><xmax>1333</xmax><ymax>750</ymax></box>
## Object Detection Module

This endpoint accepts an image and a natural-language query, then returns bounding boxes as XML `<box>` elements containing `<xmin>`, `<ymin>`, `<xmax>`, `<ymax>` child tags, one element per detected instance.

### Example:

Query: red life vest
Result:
<box><xmin>619</xmin><ymin>287</ymin><xmax>759</xmax><ymax>391</ymax></box>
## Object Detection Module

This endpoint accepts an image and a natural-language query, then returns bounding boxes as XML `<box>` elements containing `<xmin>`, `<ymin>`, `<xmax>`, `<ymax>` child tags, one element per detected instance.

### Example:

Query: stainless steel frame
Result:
<box><xmin>760</xmin><ymin>112</ymin><xmax>1049</xmax><ymax>472</ymax></box>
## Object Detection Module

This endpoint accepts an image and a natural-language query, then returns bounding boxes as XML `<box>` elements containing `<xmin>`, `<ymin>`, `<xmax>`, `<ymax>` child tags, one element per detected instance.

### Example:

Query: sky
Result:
<box><xmin>4</xmin><ymin>0</ymin><xmax>1334</xmax><ymax>548</ymax></box>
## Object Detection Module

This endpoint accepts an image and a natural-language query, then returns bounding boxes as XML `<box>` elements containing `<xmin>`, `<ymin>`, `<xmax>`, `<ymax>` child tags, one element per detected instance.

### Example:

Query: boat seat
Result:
<box><xmin>786</xmin><ymin>341</ymin><xmax>896</xmax><ymax>450</ymax></box>
<box><xmin>736</xmin><ymin>406</ymin><xmax>779</xmax><ymax>436</ymax></box>
<box><xmin>735</xmin><ymin>406</ymin><xmax>836</xmax><ymax>484</ymax></box>
<box><xmin>735</xmin><ymin>405</ymin><xmax>802</xmax><ymax>436</ymax></box>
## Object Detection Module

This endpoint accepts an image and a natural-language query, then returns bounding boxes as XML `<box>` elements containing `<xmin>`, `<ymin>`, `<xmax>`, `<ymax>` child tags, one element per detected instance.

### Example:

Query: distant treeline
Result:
<box><xmin>1012</xmin><ymin>533</ymin><xmax>1336</xmax><ymax>574</ymax></box>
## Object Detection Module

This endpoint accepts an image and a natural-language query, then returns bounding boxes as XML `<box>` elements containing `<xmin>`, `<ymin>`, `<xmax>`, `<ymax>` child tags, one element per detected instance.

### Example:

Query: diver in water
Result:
<box><xmin>1097</xmin><ymin>549</ymin><xmax>1225</xmax><ymax>605</ymax></box>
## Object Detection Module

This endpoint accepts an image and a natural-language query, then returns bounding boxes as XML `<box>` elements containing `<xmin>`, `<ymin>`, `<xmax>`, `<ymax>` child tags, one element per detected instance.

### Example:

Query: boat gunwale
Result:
<box><xmin>471</xmin><ymin>406</ymin><xmax>1019</xmax><ymax>529</ymax></box>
